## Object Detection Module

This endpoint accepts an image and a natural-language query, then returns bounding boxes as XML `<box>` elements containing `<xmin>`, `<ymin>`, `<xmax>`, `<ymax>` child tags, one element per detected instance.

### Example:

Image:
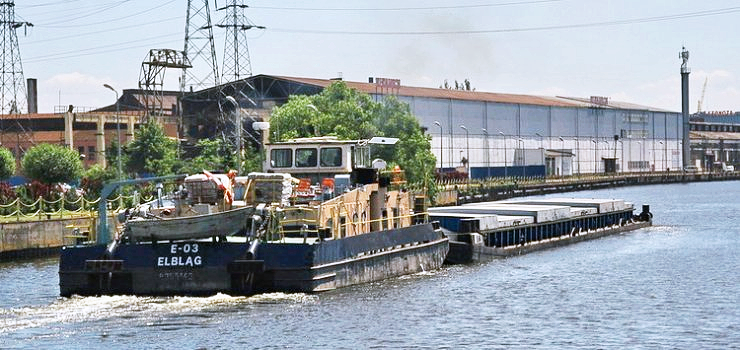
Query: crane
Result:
<box><xmin>697</xmin><ymin>77</ymin><xmax>708</xmax><ymax>113</ymax></box>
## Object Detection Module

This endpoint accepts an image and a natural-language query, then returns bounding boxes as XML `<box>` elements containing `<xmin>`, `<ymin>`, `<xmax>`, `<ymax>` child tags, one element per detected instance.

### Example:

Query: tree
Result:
<box><xmin>80</xmin><ymin>164</ymin><xmax>116</xmax><ymax>199</ymax></box>
<box><xmin>178</xmin><ymin>138</ymin><xmax>236</xmax><ymax>174</ymax></box>
<box><xmin>105</xmin><ymin>138</ymin><xmax>127</xmax><ymax>178</ymax></box>
<box><xmin>124</xmin><ymin>120</ymin><xmax>178</xmax><ymax>176</ymax></box>
<box><xmin>21</xmin><ymin>143</ymin><xmax>83</xmax><ymax>185</ymax></box>
<box><xmin>0</xmin><ymin>147</ymin><xmax>16</xmax><ymax>180</ymax></box>
<box><xmin>440</xmin><ymin>78</ymin><xmax>475</xmax><ymax>91</ymax></box>
<box><xmin>269</xmin><ymin>82</ymin><xmax>436</xmax><ymax>185</ymax></box>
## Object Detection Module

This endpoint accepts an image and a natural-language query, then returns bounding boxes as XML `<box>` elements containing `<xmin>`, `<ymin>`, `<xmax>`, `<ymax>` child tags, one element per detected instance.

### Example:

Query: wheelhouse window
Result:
<box><xmin>295</xmin><ymin>148</ymin><xmax>318</xmax><ymax>167</ymax></box>
<box><xmin>320</xmin><ymin>147</ymin><xmax>342</xmax><ymax>167</ymax></box>
<box><xmin>270</xmin><ymin>149</ymin><xmax>292</xmax><ymax>168</ymax></box>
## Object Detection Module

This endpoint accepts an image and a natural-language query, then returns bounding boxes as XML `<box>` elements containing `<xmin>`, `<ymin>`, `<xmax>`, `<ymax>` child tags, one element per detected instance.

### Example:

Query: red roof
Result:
<box><xmin>271</xmin><ymin>75</ymin><xmax>676</xmax><ymax>112</ymax></box>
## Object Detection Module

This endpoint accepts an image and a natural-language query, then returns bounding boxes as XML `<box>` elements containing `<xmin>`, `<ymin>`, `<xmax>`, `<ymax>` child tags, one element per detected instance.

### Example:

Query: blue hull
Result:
<box><xmin>59</xmin><ymin>223</ymin><xmax>448</xmax><ymax>296</ymax></box>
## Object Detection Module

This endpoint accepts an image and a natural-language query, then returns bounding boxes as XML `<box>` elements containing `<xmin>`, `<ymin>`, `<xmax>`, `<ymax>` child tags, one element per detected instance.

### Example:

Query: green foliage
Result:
<box><xmin>241</xmin><ymin>143</ymin><xmax>264</xmax><ymax>174</ymax></box>
<box><xmin>124</xmin><ymin>120</ymin><xmax>178</xmax><ymax>176</ymax></box>
<box><xmin>178</xmin><ymin>137</ymin><xmax>264</xmax><ymax>176</ymax></box>
<box><xmin>440</xmin><ymin>78</ymin><xmax>475</xmax><ymax>91</ymax></box>
<box><xmin>0</xmin><ymin>147</ymin><xmax>15</xmax><ymax>180</ymax></box>
<box><xmin>80</xmin><ymin>164</ymin><xmax>116</xmax><ymax>199</ymax></box>
<box><xmin>21</xmin><ymin>143</ymin><xmax>84</xmax><ymax>185</ymax></box>
<box><xmin>269</xmin><ymin>82</ymin><xmax>436</xmax><ymax>186</ymax></box>
<box><xmin>178</xmin><ymin>138</ymin><xmax>236</xmax><ymax>174</ymax></box>
<box><xmin>105</xmin><ymin>138</ymin><xmax>128</xmax><ymax>178</ymax></box>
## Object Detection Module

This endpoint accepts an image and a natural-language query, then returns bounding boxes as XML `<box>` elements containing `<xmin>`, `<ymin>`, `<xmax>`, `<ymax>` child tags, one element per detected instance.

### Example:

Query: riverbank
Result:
<box><xmin>436</xmin><ymin>170</ymin><xmax>740</xmax><ymax>205</ymax></box>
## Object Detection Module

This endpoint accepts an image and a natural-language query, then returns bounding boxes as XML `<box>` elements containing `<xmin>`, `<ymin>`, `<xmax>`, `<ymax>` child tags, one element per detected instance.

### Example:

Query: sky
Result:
<box><xmin>13</xmin><ymin>0</ymin><xmax>740</xmax><ymax>114</ymax></box>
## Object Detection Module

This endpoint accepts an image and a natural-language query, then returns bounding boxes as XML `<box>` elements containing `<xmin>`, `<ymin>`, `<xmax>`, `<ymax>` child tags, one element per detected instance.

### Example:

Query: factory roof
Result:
<box><xmin>271</xmin><ymin>75</ymin><xmax>678</xmax><ymax>113</ymax></box>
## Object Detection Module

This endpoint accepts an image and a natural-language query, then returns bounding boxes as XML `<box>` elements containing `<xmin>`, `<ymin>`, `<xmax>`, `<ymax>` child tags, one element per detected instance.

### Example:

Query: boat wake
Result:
<box><xmin>0</xmin><ymin>292</ymin><xmax>318</xmax><ymax>333</ymax></box>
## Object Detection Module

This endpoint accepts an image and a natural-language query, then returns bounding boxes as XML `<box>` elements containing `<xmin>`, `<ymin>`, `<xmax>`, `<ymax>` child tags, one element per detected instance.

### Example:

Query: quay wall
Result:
<box><xmin>439</xmin><ymin>171</ymin><xmax>740</xmax><ymax>206</ymax></box>
<box><xmin>0</xmin><ymin>217</ymin><xmax>95</xmax><ymax>261</ymax></box>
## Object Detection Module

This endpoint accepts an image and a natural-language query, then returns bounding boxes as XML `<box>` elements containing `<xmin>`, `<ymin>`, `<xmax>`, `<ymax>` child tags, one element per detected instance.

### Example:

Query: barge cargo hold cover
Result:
<box><xmin>430</xmin><ymin>198</ymin><xmax>652</xmax><ymax>264</ymax></box>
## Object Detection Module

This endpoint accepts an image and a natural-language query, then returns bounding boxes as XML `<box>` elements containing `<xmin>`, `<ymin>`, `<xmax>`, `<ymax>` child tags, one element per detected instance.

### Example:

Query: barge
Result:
<box><xmin>430</xmin><ymin>198</ymin><xmax>652</xmax><ymax>264</ymax></box>
<box><xmin>59</xmin><ymin>137</ymin><xmax>448</xmax><ymax>296</ymax></box>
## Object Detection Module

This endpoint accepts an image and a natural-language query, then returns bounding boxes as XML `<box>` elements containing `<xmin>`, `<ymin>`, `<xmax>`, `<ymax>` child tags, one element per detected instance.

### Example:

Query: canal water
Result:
<box><xmin>1</xmin><ymin>181</ymin><xmax>739</xmax><ymax>349</ymax></box>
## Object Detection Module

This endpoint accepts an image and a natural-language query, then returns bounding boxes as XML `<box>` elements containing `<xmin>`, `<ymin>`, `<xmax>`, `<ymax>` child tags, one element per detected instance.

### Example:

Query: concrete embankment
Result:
<box><xmin>438</xmin><ymin>171</ymin><xmax>740</xmax><ymax>206</ymax></box>
<box><xmin>0</xmin><ymin>217</ymin><xmax>95</xmax><ymax>261</ymax></box>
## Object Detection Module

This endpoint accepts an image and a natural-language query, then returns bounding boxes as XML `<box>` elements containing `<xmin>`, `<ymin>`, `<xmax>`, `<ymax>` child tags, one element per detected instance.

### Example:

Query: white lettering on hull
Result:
<box><xmin>157</xmin><ymin>255</ymin><xmax>203</xmax><ymax>267</ymax></box>
<box><xmin>157</xmin><ymin>243</ymin><xmax>203</xmax><ymax>268</ymax></box>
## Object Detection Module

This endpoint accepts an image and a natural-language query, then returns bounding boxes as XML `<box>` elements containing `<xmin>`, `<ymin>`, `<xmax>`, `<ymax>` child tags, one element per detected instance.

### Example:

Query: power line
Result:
<box><xmin>268</xmin><ymin>6</ymin><xmax>740</xmax><ymax>35</ymax></box>
<box><xmin>16</xmin><ymin>0</ymin><xmax>85</xmax><ymax>9</ymax></box>
<box><xmin>34</xmin><ymin>0</ymin><xmax>178</xmax><ymax>29</ymax></box>
<box><xmin>251</xmin><ymin>0</ymin><xmax>566</xmax><ymax>11</ymax></box>
<box><xmin>23</xmin><ymin>32</ymin><xmax>181</xmax><ymax>63</ymax></box>
<box><xmin>38</xmin><ymin>0</ymin><xmax>129</xmax><ymax>27</ymax></box>
<box><xmin>22</xmin><ymin>16</ymin><xmax>182</xmax><ymax>45</ymax></box>
<box><xmin>23</xmin><ymin>38</ymin><xmax>180</xmax><ymax>64</ymax></box>
<box><xmin>23</xmin><ymin>30</ymin><xmax>231</xmax><ymax>64</ymax></box>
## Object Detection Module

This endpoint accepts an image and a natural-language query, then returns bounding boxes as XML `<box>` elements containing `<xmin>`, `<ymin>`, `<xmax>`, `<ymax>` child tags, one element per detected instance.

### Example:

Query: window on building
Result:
<box><xmin>270</xmin><ymin>148</ymin><xmax>292</xmax><ymax>168</ymax></box>
<box><xmin>78</xmin><ymin>146</ymin><xmax>85</xmax><ymax>155</ymax></box>
<box><xmin>87</xmin><ymin>146</ymin><xmax>96</xmax><ymax>161</ymax></box>
<box><xmin>320</xmin><ymin>147</ymin><xmax>342</xmax><ymax>167</ymax></box>
<box><xmin>295</xmin><ymin>148</ymin><xmax>317</xmax><ymax>167</ymax></box>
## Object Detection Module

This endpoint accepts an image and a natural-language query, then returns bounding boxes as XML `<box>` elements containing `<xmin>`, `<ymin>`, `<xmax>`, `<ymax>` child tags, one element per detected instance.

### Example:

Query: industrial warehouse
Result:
<box><xmin>2</xmin><ymin>73</ymin><xmax>737</xmax><ymax>179</ymax></box>
<box><xmin>181</xmin><ymin>74</ymin><xmax>686</xmax><ymax>178</ymax></box>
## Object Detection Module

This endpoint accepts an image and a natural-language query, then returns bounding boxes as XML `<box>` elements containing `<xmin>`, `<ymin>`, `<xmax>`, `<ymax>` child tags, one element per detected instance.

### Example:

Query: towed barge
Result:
<box><xmin>59</xmin><ymin>137</ymin><xmax>448</xmax><ymax>297</ymax></box>
<box><xmin>431</xmin><ymin>198</ymin><xmax>652</xmax><ymax>264</ymax></box>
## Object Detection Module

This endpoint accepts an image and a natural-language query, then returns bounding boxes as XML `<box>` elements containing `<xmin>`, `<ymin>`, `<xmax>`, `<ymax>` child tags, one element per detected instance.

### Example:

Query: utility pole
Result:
<box><xmin>182</xmin><ymin>0</ymin><xmax>220</xmax><ymax>92</ymax></box>
<box><xmin>0</xmin><ymin>1</ymin><xmax>30</xmax><ymax>115</ymax></box>
<box><xmin>1</xmin><ymin>1</ymin><xmax>33</xmax><ymax>155</ymax></box>
<box><xmin>215</xmin><ymin>1</ymin><xmax>264</xmax><ymax>173</ymax></box>
<box><xmin>216</xmin><ymin>0</ymin><xmax>264</xmax><ymax>85</ymax></box>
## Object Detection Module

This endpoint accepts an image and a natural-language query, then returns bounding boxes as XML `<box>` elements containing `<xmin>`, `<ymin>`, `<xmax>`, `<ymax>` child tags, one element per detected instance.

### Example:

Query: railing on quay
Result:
<box><xmin>0</xmin><ymin>193</ymin><xmax>154</xmax><ymax>223</ymax></box>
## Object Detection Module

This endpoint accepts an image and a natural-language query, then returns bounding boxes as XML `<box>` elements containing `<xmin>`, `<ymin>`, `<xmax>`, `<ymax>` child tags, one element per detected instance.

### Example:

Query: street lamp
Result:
<box><xmin>482</xmin><ymin>128</ymin><xmax>490</xmax><ymax>178</ymax></box>
<box><xmin>103</xmin><ymin>84</ymin><xmax>121</xmax><ymax>180</ymax></box>
<box><xmin>460</xmin><ymin>125</ymin><xmax>469</xmax><ymax>178</ymax></box>
<box><xmin>433</xmin><ymin>121</ymin><xmax>443</xmax><ymax>173</ymax></box>
<box><xmin>642</xmin><ymin>137</ymin><xmax>647</xmax><ymax>172</ymax></box>
<box><xmin>659</xmin><ymin>140</ymin><xmax>666</xmax><ymax>171</ymax></box>
<box><xmin>535</xmin><ymin>132</ymin><xmax>544</xmax><ymax>164</ymax></box>
<box><xmin>559</xmin><ymin>137</ymin><xmax>565</xmax><ymax>176</ymax></box>
<box><xmin>518</xmin><ymin>137</ymin><xmax>526</xmax><ymax>178</ymax></box>
<box><xmin>574</xmin><ymin>137</ymin><xmax>580</xmax><ymax>176</ymax></box>
<box><xmin>591</xmin><ymin>139</ymin><xmax>598</xmax><ymax>174</ymax></box>
<box><xmin>618</xmin><ymin>140</ymin><xmax>624</xmax><ymax>172</ymax></box>
<box><xmin>637</xmin><ymin>140</ymin><xmax>644</xmax><ymax>172</ymax></box>
<box><xmin>499</xmin><ymin>131</ymin><xmax>507</xmax><ymax>178</ymax></box>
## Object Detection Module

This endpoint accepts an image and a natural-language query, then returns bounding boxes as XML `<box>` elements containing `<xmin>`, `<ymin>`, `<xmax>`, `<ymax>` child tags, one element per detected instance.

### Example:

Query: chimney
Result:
<box><xmin>27</xmin><ymin>78</ymin><xmax>38</xmax><ymax>114</ymax></box>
